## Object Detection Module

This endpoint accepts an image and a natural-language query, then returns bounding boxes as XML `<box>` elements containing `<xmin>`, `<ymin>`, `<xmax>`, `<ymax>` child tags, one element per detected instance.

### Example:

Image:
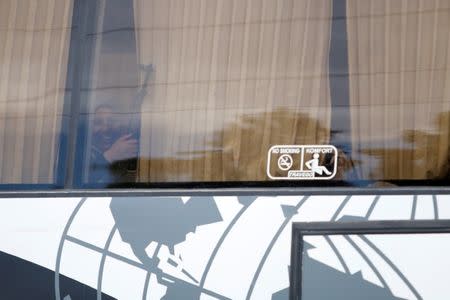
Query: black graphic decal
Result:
<box><xmin>0</xmin><ymin>250</ymin><xmax>116</xmax><ymax>300</ymax></box>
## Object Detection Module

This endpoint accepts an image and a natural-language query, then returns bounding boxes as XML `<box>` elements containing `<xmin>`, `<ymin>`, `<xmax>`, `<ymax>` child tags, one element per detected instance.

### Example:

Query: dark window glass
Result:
<box><xmin>0</xmin><ymin>0</ymin><xmax>73</xmax><ymax>186</ymax></box>
<box><xmin>76</xmin><ymin>0</ymin><xmax>450</xmax><ymax>187</ymax></box>
<box><xmin>2</xmin><ymin>0</ymin><xmax>450</xmax><ymax>188</ymax></box>
<box><xmin>78</xmin><ymin>0</ymin><xmax>337</xmax><ymax>186</ymax></box>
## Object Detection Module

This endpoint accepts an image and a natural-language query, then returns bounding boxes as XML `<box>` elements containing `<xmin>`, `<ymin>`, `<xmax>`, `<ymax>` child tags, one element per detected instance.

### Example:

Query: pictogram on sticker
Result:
<box><xmin>267</xmin><ymin>145</ymin><xmax>338</xmax><ymax>180</ymax></box>
<box><xmin>277</xmin><ymin>154</ymin><xmax>293</xmax><ymax>171</ymax></box>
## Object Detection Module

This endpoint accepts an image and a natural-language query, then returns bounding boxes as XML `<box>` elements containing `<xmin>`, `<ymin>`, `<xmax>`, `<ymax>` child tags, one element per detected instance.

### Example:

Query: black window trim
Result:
<box><xmin>0</xmin><ymin>186</ymin><xmax>449</xmax><ymax>198</ymax></box>
<box><xmin>290</xmin><ymin>220</ymin><xmax>450</xmax><ymax>300</ymax></box>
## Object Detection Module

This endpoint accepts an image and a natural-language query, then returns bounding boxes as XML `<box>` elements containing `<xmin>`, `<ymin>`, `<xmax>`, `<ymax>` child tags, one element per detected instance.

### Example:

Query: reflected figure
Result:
<box><xmin>89</xmin><ymin>104</ymin><xmax>138</xmax><ymax>184</ymax></box>
<box><xmin>356</xmin><ymin>110</ymin><xmax>450</xmax><ymax>183</ymax></box>
<box><xmin>138</xmin><ymin>109</ymin><xmax>359</xmax><ymax>184</ymax></box>
<box><xmin>324</xmin><ymin>148</ymin><xmax>357</xmax><ymax>181</ymax></box>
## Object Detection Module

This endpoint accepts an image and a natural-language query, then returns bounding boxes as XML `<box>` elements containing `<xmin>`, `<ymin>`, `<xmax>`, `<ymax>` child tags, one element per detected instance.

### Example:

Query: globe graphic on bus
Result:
<box><xmin>54</xmin><ymin>195</ymin><xmax>423</xmax><ymax>300</ymax></box>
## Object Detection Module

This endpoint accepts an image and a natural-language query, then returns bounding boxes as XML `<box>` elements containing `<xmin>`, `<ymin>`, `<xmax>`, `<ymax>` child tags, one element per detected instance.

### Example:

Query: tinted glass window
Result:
<box><xmin>79</xmin><ymin>0</ymin><xmax>338</xmax><ymax>186</ymax></box>
<box><xmin>0</xmin><ymin>0</ymin><xmax>73</xmax><ymax>186</ymax></box>
<box><xmin>347</xmin><ymin>0</ymin><xmax>450</xmax><ymax>182</ymax></box>
<box><xmin>77</xmin><ymin>0</ymin><xmax>450</xmax><ymax>187</ymax></box>
<box><xmin>2</xmin><ymin>0</ymin><xmax>450</xmax><ymax>188</ymax></box>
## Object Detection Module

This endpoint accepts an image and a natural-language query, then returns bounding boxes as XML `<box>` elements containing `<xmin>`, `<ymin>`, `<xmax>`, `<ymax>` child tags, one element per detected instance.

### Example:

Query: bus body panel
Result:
<box><xmin>0</xmin><ymin>193</ymin><xmax>448</xmax><ymax>300</ymax></box>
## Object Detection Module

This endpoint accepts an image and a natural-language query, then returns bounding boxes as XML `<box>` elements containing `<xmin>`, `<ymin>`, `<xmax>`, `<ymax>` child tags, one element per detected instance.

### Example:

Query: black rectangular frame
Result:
<box><xmin>290</xmin><ymin>220</ymin><xmax>450</xmax><ymax>300</ymax></box>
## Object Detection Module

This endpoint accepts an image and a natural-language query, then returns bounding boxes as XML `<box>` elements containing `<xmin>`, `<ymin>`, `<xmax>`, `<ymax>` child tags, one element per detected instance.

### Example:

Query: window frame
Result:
<box><xmin>290</xmin><ymin>220</ymin><xmax>450</xmax><ymax>300</ymax></box>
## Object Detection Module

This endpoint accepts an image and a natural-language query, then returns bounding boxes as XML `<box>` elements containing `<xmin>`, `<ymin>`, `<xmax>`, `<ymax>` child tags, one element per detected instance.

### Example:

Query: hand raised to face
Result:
<box><xmin>103</xmin><ymin>133</ymin><xmax>138</xmax><ymax>163</ymax></box>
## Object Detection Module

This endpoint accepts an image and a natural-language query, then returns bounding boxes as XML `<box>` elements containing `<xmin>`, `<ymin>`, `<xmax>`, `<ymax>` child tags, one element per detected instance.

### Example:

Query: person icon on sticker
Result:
<box><xmin>305</xmin><ymin>153</ymin><xmax>332</xmax><ymax>176</ymax></box>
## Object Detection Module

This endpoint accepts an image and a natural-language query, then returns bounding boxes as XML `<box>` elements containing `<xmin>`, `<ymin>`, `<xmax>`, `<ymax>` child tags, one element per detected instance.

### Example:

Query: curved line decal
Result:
<box><xmin>432</xmin><ymin>195</ymin><xmax>439</xmax><ymax>220</ymax></box>
<box><xmin>325</xmin><ymin>196</ymin><xmax>352</xmax><ymax>274</ymax></box>
<box><xmin>198</xmin><ymin>196</ymin><xmax>255</xmax><ymax>289</ymax></box>
<box><xmin>365</xmin><ymin>195</ymin><xmax>381</xmax><ymax>219</ymax></box>
<box><xmin>411</xmin><ymin>196</ymin><xmax>418</xmax><ymax>220</ymax></box>
<box><xmin>55</xmin><ymin>198</ymin><xmax>87</xmax><ymax>300</ymax></box>
<box><xmin>359</xmin><ymin>235</ymin><xmax>423</xmax><ymax>300</ymax></box>
<box><xmin>324</xmin><ymin>235</ymin><xmax>351</xmax><ymax>274</ymax></box>
<box><xmin>141</xmin><ymin>272</ymin><xmax>151</xmax><ymax>300</ymax></box>
<box><xmin>97</xmin><ymin>226</ymin><xmax>117</xmax><ymax>300</ymax></box>
<box><xmin>343</xmin><ymin>235</ymin><xmax>390</xmax><ymax>290</ymax></box>
<box><xmin>245</xmin><ymin>196</ymin><xmax>309</xmax><ymax>300</ymax></box>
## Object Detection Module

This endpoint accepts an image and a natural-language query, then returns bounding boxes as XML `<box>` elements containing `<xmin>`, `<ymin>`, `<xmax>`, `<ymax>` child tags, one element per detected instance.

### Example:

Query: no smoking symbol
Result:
<box><xmin>278</xmin><ymin>154</ymin><xmax>293</xmax><ymax>171</ymax></box>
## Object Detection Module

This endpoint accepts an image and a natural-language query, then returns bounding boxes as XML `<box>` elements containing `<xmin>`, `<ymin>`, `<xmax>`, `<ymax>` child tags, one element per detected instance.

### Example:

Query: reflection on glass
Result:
<box><xmin>348</xmin><ymin>0</ymin><xmax>450</xmax><ymax>181</ymax></box>
<box><xmin>80</xmin><ymin>0</ymin><xmax>450</xmax><ymax>186</ymax></box>
<box><xmin>82</xmin><ymin>0</ymin><xmax>333</xmax><ymax>185</ymax></box>
<box><xmin>301</xmin><ymin>233</ymin><xmax>450</xmax><ymax>300</ymax></box>
<box><xmin>0</xmin><ymin>0</ymin><xmax>73</xmax><ymax>184</ymax></box>
<box><xmin>81</xmin><ymin>0</ymin><xmax>141</xmax><ymax>186</ymax></box>
<box><xmin>89</xmin><ymin>104</ymin><xmax>138</xmax><ymax>183</ymax></box>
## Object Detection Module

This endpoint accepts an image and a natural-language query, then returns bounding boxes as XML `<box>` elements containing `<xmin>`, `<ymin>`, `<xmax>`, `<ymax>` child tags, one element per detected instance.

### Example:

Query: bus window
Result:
<box><xmin>2</xmin><ymin>0</ymin><xmax>448</xmax><ymax>189</ymax></box>
<box><xmin>0</xmin><ymin>0</ymin><xmax>73</xmax><ymax>186</ymax></box>
<box><xmin>79</xmin><ymin>0</ymin><xmax>336</xmax><ymax>187</ymax></box>
<box><xmin>74</xmin><ymin>0</ymin><xmax>450</xmax><ymax>188</ymax></box>
<box><xmin>347</xmin><ymin>0</ymin><xmax>450</xmax><ymax>183</ymax></box>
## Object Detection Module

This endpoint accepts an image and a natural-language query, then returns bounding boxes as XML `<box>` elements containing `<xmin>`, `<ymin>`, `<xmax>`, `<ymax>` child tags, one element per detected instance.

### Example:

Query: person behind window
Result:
<box><xmin>89</xmin><ymin>104</ymin><xmax>138</xmax><ymax>184</ymax></box>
